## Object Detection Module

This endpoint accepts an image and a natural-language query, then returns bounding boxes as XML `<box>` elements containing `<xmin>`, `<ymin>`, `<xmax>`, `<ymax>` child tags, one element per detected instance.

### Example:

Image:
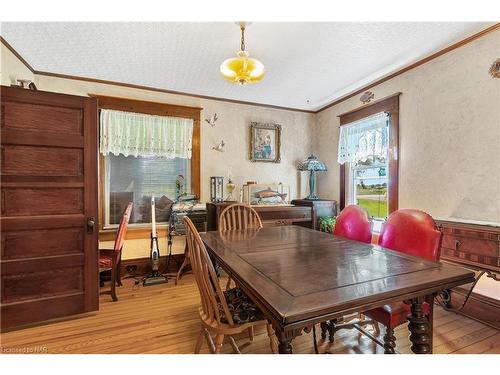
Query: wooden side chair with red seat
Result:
<box><xmin>99</xmin><ymin>202</ymin><xmax>133</xmax><ymax>301</ymax></box>
<box><xmin>314</xmin><ymin>205</ymin><xmax>374</xmax><ymax>349</ymax></box>
<box><xmin>362</xmin><ymin>209</ymin><xmax>442</xmax><ymax>353</ymax></box>
<box><xmin>184</xmin><ymin>216</ymin><xmax>277</xmax><ymax>354</ymax></box>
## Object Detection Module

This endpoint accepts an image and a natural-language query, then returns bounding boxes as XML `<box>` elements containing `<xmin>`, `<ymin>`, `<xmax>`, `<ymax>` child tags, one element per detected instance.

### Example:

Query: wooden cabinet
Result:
<box><xmin>435</xmin><ymin>220</ymin><xmax>500</xmax><ymax>329</ymax></box>
<box><xmin>291</xmin><ymin>199</ymin><xmax>337</xmax><ymax>231</ymax></box>
<box><xmin>436</xmin><ymin>220</ymin><xmax>500</xmax><ymax>274</ymax></box>
<box><xmin>206</xmin><ymin>202</ymin><xmax>312</xmax><ymax>231</ymax></box>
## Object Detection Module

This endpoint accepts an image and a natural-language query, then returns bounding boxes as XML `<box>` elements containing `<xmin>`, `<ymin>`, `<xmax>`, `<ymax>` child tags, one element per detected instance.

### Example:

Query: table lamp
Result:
<box><xmin>297</xmin><ymin>155</ymin><xmax>327</xmax><ymax>200</ymax></box>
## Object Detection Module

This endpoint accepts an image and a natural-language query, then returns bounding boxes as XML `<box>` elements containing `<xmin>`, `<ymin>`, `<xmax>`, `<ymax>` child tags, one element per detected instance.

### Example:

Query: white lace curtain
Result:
<box><xmin>100</xmin><ymin>109</ymin><xmax>193</xmax><ymax>159</ymax></box>
<box><xmin>337</xmin><ymin>112</ymin><xmax>389</xmax><ymax>165</ymax></box>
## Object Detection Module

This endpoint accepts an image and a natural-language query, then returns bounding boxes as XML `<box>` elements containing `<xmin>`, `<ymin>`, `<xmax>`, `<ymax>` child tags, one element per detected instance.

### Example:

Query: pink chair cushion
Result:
<box><xmin>99</xmin><ymin>255</ymin><xmax>113</xmax><ymax>269</ymax></box>
<box><xmin>333</xmin><ymin>205</ymin><xmax>372</xmax><ymax>243</ymax></box>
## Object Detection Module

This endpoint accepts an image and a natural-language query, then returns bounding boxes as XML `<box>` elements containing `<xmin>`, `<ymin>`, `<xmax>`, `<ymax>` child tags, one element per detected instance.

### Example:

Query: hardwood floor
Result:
<box><xmin>1</xmin><ymin>275</ymin><xmax>499</xmax><ymax>354</ymax></box>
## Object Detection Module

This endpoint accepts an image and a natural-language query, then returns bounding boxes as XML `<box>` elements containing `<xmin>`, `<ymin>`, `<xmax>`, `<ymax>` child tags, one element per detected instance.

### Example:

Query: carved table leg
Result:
<box><xmin>383</xmin><ymin>326</ymin><xmax>396</xmax><ymax>354</ymax></box>
<box><xmin>407</xmin><ymin>296</ymin><xmax>432</xmax><ymax>354</ymax></box>
<box><xmin>426</xmin><ymin>294</ymin><xmax>435</xmax><ymax>351</ymax></box>
<box><xmin>277</xmin><ymin>331</ymin><xmax>294</xmax><ymax>354</ymax></box>
<box><xmin>278</xmin><ymin>338</ymin><xmax>293</xmax><ymax>354</ymax></box>
<box><xmin>320</xmin><ymin>321</ymin><xmax>328</xmax><ymax>340</ymax></box>
<box><xmin>319</xmin><ymin>319</ymin><xmax>337</xmax><ymax>343</ymax></box>
<box><xmin>327</xmin><ymin>319</ymin><xmax>337</xmax><ymax>343</ymax></box>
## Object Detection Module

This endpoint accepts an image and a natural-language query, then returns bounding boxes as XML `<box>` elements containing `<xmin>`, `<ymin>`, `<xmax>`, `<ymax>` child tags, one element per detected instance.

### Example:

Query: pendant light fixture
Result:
<box><xmin>220</xmin><ymin>22</ymin><xmax>265</xmax><ymax>85</ymax></box>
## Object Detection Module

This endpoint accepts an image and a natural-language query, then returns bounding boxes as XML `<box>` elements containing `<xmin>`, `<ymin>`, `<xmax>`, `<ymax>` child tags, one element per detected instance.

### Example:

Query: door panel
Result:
<box><xmin>0</xmin><ymin>86</ymin><xmax>98</xmax><ymax>330</ymax></box>
<box><xmin>1</xmin><ymin>99</ymin><xmax>83</xmax><ymax>135</ymax></box>
<box><xmin>1</xmin><ymin>145</ymin><xmax>83</xmax><ymax>176</ymax></box>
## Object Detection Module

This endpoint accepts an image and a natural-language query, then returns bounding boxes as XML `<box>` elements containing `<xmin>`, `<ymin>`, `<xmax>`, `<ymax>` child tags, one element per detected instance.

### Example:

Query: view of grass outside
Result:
<box><xmin>354</xmin><ymin>168</ymin><xmax>388</xmax><ymax>218</ymax></box>
<box><xmin>357</xmin><ymin>198</ymin><xmax>387</xmax><ymax>218</ymax></box>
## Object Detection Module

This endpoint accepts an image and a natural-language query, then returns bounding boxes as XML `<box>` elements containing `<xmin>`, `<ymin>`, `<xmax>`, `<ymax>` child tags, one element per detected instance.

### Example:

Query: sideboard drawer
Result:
<box><xmin>257</xmin><ymin>206</ymin><xmax>310</xmax><ymax>221</ymax></box>
<box><xmin>437</xmin><ymin>221</ymin><xmax>500</xmax><ymax>272</ymax></box>
<box><xmin>262</xmin><ymin>218</ymin><xmax>307</xmax><ymax>227</ymax></box>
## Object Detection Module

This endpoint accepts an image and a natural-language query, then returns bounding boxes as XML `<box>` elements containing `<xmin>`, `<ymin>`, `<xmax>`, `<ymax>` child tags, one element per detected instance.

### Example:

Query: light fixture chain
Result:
<box><xmin>240</xmin><ymin>25</ymin><xmax>246</xmax><ymax>52</ymax></box>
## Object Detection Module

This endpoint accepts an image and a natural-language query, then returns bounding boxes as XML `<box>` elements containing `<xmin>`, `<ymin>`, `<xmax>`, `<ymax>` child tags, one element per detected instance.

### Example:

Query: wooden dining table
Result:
<box><xmin>200</xmin><ymin>225</ymin><xmax>475</xmax><ymax>354</ymax></box>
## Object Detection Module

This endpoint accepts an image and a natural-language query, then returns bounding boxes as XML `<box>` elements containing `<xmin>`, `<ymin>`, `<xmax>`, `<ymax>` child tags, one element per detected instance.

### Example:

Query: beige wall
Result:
<box><xmin>313</xmin><ymin>30</ymin><xmax>500</xmax><ymax>299</ymax></box>
<box><xmin>2</xmin><ymin>33</ymin><xmax>499</xmax><ymax>298</ymax></box>
<box><xmin>1</xmin><ymin>42</ymin><xmax>313</xmax><ymax>259</ymax></box>
<box><xmin>0</xmin><ymin>43</ymin><xmax>35</xmax><ymax>86</ymax></box>
<box><xmin>314</xmin><ymin>30</ymin><xmax>500</xmax><ymax>224</ymax></box>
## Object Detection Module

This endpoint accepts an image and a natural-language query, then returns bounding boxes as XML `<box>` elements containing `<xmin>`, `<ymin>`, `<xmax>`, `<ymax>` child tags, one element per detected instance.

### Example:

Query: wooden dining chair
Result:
<box><xmin>99</xmin><ymin>202</ymin><xmax>133</xmax><ymax>301</ymax></box>
<box><xmin>315</xmin><ymin>205</ymin><xmax>375</xmax><ymax>350</ymax></box>
<box><xmin>184</xmin><ymin>216</ymin><xmax>277</xmax><ymax>354</ymax></box>
<box><xmin>362</xmin><ymin>209</ymin><xmax>442</xmax><ymax>353</ymax></box>
<box><xmin>219</xmin><ymin>203</ymin><xmax>263</xmax><ymax>231</ymax></box>
<box><xmin>219</xmin><ymin>203</ymin><xmax>263</xmax><ymax>288</ymax></box>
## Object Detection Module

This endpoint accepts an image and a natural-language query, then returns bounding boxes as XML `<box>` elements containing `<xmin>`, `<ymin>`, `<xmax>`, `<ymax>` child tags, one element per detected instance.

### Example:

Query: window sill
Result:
<box><xmin>99</xmin><ymin>224</ymin><xmax>170</xmax><ymax>241</ymax></box>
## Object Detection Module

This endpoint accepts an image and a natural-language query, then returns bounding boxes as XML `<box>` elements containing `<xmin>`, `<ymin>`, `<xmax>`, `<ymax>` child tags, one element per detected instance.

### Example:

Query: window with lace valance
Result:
<box><xmin>96</xmin><ymin>100</ymin><xmax>200</xmax><ymax>231</ymax></box>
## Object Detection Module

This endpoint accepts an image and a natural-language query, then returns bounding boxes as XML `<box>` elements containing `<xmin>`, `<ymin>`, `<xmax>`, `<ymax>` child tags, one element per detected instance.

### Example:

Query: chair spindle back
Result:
<box><xmin>184</xmin><ymin>216</ymin><xmax>234</xmax><ymax>326</ymax></box>
<box><xmin>218</xmin><ymin>204</ymin><xmax>263</xmax><ymax>232</ymax></box>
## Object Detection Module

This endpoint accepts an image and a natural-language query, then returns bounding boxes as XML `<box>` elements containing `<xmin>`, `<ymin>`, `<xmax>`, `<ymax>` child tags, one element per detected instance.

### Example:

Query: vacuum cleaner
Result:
<box><xmin>143</xmin><ymin>194</ymin><xmax>168</xmax><ymax>286</ymax></box>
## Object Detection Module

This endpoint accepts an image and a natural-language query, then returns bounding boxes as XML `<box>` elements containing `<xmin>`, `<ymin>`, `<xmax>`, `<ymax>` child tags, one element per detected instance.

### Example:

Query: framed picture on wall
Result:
<box><xmin>249</xmin><ymin>122</ymin><xmax>281</xmax><ymax>163</ymax></box>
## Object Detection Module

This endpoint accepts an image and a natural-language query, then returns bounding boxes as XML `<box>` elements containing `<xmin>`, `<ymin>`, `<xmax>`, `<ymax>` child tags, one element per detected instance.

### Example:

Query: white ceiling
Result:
<box><xmin>0</xmin><ymin>22</ymin><xmax>493</xmax><ymax>111</ymax></box>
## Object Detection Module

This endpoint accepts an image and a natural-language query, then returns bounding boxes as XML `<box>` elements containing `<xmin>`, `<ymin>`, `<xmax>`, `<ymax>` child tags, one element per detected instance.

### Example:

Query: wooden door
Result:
<box><xmin>1</xmin><ymin>86</ymin><xmax>98</xmax><ymax>330</ymax></box>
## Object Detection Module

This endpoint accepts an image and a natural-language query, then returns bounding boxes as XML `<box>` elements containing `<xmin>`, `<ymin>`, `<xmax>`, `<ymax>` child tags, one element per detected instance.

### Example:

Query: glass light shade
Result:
<box><xmin>220</xmin><ymin>50</ymin><xmax>265</xmax><ymax>85</ymax></box>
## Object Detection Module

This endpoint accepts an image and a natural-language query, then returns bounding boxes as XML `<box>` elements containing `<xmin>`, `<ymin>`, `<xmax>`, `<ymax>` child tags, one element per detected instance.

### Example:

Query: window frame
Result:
<box><xmin>93</xmin><ymin>94</ymin><xmax>201</xmax><ymax>240</ymax></box>
<box><xmin>338</xmin><ymin>93</ymin><xmax>400</xmax><ymax>215</ymax></box>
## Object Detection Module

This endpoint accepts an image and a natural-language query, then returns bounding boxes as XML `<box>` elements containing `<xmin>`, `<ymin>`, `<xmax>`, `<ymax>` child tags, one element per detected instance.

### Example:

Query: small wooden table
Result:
<box><xmin>200</xmin><ymin>226</ymin><xmax>475</xmax><ymax>354</ymax></box>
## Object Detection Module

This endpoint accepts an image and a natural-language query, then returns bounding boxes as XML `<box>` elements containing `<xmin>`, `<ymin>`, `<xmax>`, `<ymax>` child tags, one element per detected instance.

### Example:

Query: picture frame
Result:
<box><xmin>249</xmin><ymin>122</ymin><xmax>281</xmax><ymax>163</ymax></box>
<box><xmin>242</xmin><ymin>183</ymin><xmax>290</xmax><ymax>206</ymax></box>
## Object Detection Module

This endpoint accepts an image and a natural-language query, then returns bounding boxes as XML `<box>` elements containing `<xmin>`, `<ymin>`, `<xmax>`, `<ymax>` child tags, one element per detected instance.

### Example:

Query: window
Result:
<box><xmin>104</xmin><ymin>154</ymin><xmax>191</xmax><ymax>226</ymax></box>
<box><xmin>339</xmin><ymin>112</ymin><xmax>389</xmax><ymax>219</ymax></box>
<box><xmin>338</xmin><ymin>94</ymin><xmax>400</xmax><ymax>221</ymax></box>
<box><xmin>351</xmin><ymin>164</ymin><xmax>388</xmax><ymax>219</ymax></box>
<box><xmin>96</xmin><ymin>96</ymin><xmax>201</xmax><ymax>232</ymax></box>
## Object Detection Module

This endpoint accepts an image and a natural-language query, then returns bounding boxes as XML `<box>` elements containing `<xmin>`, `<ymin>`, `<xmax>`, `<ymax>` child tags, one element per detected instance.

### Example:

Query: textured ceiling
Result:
<box><xmin>0</xmin><ymin>22</ymin><xmax>493</xmax><ymax>110</ymax></box>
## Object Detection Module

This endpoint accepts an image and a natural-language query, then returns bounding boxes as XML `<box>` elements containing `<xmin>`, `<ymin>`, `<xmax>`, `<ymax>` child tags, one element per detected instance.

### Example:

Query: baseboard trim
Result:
<box><xmin>447</xmin><ymin>287</ymin><xmax>500</xmax><ymax>329</ymax></box>
<box><xmin>120</xmin><ymin>254</ymin><xmax>185</xmax><ymax>277</ymax></box>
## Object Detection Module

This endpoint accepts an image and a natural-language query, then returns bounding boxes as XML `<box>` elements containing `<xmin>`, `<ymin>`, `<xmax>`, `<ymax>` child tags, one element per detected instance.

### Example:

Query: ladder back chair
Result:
<box><xmin>184</xmin><ymin>216</ymin><xmax>277</xmax><ymax>354</ymax></box>
<box><xmin>99</xmin><ymin>202</ymin><xmax>133</xmax><ymax>301</ymax></box>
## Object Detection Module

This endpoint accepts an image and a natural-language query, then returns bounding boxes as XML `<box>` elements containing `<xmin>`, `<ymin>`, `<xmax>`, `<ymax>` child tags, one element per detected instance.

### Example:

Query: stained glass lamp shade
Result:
<box><xmin>297</xmin><ymin>155</ymin><xmax>327</xmax><ymax>200</ymax></box>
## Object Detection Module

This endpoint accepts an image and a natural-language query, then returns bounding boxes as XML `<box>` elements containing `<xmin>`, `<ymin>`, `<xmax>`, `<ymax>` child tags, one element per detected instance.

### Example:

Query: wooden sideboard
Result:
<box><xmin>206</xmin><ymin>202</ymin><xmax>312</xmax><ymax>231</ymax></box>
<box><xmin>291</xmin><ymin>199</ymin><xmax>337</xmax><ymax>231</ymax></box>
<box><xmin>435</xmin><ymin>219</ymin><xmax>500</xmax><ymax>329</ymax></box>
<box><xmin>436</xmin><ymin>220</ymin><xmax>500</xmax><ymax>275</ymax></box>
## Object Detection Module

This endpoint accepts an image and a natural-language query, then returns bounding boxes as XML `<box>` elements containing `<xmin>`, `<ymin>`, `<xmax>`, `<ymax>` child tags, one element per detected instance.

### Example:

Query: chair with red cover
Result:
<box><xmin>333</xmin><ymin>204</ymin><xmax>373</xmax><ymax>244</ymax></box>
<box><xmin>317</xmin><ymin>205</ymin><xmax>373</xmax><ymax>347</ymax></box>
<box><xmin>99</xmin><ymin>202</ymin><xmax>133</xmax><ymax>301</ymax></box>
<box><xmin>362</xmin><ymin>208</ymin><xmax>442</xmax><ymax>353</ymax></box>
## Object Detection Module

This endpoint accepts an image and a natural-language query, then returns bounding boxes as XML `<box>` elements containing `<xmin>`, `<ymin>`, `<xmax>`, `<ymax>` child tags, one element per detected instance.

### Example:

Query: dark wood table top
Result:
<box><xmin>200</xmin><ymin>226</ymin><xmax>475</xmax><ymax>330</ymax></box>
